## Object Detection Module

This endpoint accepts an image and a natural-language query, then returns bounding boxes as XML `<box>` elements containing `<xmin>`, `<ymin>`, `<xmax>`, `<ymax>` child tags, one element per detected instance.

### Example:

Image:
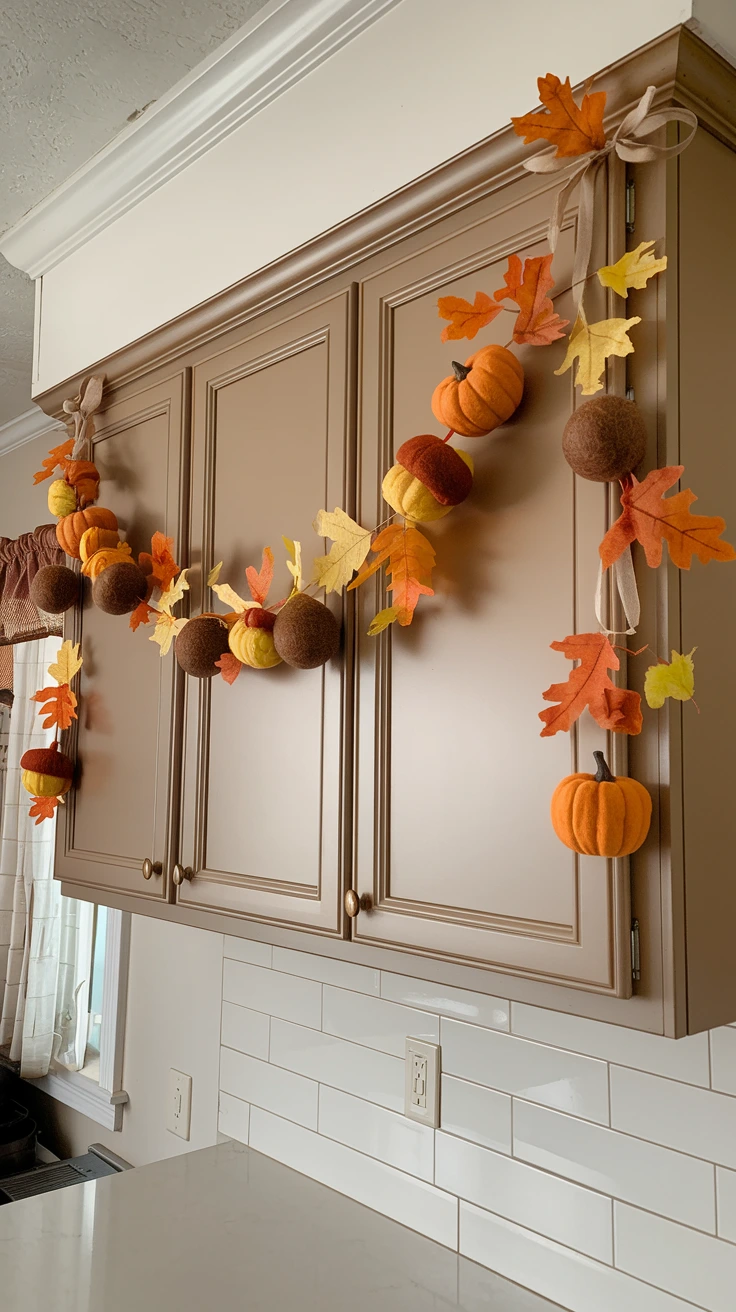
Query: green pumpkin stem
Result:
<box><xmin>593</xmin><ymin>751</ymin><xmax>616</xmax><ymax>784</ymax></box>
<box><xmin>451</xmin><ymin>361</ymin><xmax>472</xmax><ymax>382</ymax></box>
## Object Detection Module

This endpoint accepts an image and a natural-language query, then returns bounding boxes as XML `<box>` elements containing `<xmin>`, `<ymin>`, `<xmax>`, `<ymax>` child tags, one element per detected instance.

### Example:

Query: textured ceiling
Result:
<box><xmin>0</xmin><ymin>0</ymin><xmax>271</xmax><ymax>427</ymax></box>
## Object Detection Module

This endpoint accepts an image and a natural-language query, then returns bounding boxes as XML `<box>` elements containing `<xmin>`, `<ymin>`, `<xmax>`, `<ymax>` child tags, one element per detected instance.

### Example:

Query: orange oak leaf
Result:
<box><xmin>216</xmin><ymin>652</ymin><xmax>243</xmax><ymax>685</ymax></box>
<box><xmin>129</xmin><ymin>600</ymin><xmax>154</xmax><ymax>632</ymax></box>
<box><xmin>493</xmin><ymin>254</ymin><xmax>569</xmax><ymax>346</ymax></box>
<box><xmin>348</xmin><ymin>523</ymin><xmax>435</xmax><ymax>627</ymax></box>
<box><xmin>147</xmin><ymin>533</ymin><xmax>180</xmax><ymax>592</ymax></box>
<box><xmin>437</xmin><ymin>291</ymin><xmax>502</xmax><ymax>342</ymax></box>
<box><xmin>539</xmin><ymin>632</ymin><xmax>642</xmax><ymax>737</ymax></box>
<box><xmin>29</xmin><ymin>796</ymin><xmax>59</xmax><ymax>825</ymax></box>
<box><xmin>246</xmin><ymin>547</ymin><xmax>274</xmax><ymax>606</ymax></box>
<box><xmin>33</xmin><ymin>437</ymin><xmax>75</xmax><ymax>484</ymax></box>
<box><xmin>31</xmin><ymin>684</ymin><xmax>78</xmax><ymax>731</ymax></box>
<box><xmin>512</xmin><ymin>74</ymin><xmax>607</xmax><ymax>159</ymax></box>
<box><xmin>600</xmin><ymin>466</ymin><xmax>736</xmax><ymax>571</ymax></box>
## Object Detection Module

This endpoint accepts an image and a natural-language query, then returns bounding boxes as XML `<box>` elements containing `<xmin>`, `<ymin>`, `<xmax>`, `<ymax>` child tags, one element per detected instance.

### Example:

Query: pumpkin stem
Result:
<box><xmin>442</xmin><ymin>429</ymin><xmax>455</xmax><ymax>444</ymax></box>
<box><xmin>451</xmin><ymin>361</ymin><xmax>472</xmax><ymax>383</ymax></box>
<box><xmin>593</xmin><ymin>751</ymin><xmax>616</xmax><ymax>784</ymax></box>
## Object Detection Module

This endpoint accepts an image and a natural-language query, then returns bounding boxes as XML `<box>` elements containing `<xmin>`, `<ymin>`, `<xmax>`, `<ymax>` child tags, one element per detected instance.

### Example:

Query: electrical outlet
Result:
<box><xmin>167</xmin><ymin>1068</ymin><xmax>192</xmax><ymax>1140</ymax></box>
<box><xmin>405</xmin><ymin>1038</ymin><xmax>440</xmax><ymax>1127</ymax></box>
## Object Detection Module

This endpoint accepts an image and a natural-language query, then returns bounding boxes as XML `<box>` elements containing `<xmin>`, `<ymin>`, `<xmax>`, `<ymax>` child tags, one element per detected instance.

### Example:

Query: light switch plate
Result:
<box><xmin>168</xmin><ymin>1068</ymin><xmax>192</xmax><ymax>1140</ymax></box>
<box><xmin>405</xmin><ymin>1038</ymin><xmax>440</xmax><ymax>1127</ymax></box>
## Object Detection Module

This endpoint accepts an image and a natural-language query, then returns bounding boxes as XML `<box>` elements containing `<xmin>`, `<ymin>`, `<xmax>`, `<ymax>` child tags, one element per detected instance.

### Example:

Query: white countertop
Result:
<box><xmin>0</xmin><ymin>1140</ymin><xmax>563</xmax><ymax>1311</ymax></box>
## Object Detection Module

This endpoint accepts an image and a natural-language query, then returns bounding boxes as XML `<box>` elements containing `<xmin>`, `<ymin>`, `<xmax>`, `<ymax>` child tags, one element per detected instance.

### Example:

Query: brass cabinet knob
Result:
<box><xmin>141</xmin><ymin>859</ymin><xmax>162</xmax><ymax>881</ymax></box>
<box><xmin>172</xmin><ymin>863</ymin><xmax>193</xmax><ymax>887</ymax></box>
<box><xmin>344</xmin><ymin>889</ymin><xmax>371</xmax><ymax>918</ymax></box>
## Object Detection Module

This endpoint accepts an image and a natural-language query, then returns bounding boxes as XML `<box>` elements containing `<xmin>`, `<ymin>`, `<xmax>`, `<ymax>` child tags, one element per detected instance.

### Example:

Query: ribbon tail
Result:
<box><xmin>571</xmin><ymin>159</ymin><xmax>603</xmax><ymax>314</ymax></box>
<box><xmin>595</xmin><ymin>547</ymin><xmax>640</xmax><ymax>636</ymax></box>
<box><xmin>547</xmin><ymin>162</ymin><xmax>588</xmax><ymax>253</ymax></box>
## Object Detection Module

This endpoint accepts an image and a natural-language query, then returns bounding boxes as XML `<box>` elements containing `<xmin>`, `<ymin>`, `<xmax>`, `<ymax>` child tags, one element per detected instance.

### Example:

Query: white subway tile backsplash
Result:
<box><xmin>611</xmin><ymin>1064</ymin><xmax>736</xmax><ymax>1168</ymax></box>
<box><xmin>716</xmin><ymin>1167</ymin><xmax>736</xmax><ymax>1243</ymax></box>
<box><xmin>270</xmin><ymin>1017</ymin><xmax>404</xmax><ymax>1111</ymax></box>
<box><xmin>273</xmin><ymin>946</ymin><xmax>380</xmax><ymax>995</ymax></box>
<box><xmin>218</xmin><ymin>1090</ymin><xmax>250</xmax><ymax>1144</ymax></box>
<box><xmin>223</xmin><ymin>936</ymin><xmax>272</xmax><ymax>968</ymax></box>
<box><xmin>322</xmin><ymin>986</ymin><xmax>439</xmax><ymax>1057</ymax></box>
<box><xmin>249</xmin><ymin>1108</ymin><xmax>458</xmax><ymax>1248</ymax></box>
<box><xmin>221</xmin><ymin>1001</ymin><xmax>270</xmax><ymax>1060</ymax></box>
<box><xmin>615</xmin><ymin>1201</ymin><xmax>736</xmax><ymax>1312</ymax></box>
<box><xmin>711</xmin><ymin>1026</ymin><xmax>736</xmax><ymax>1094</ymax></box>
<box><xmin>223</xmin><ymin>958</ymin><xmax>321</xmax><ymax>1029</ymax></box>
<box><xmin>436</xmin><ymin>1132</ymin><xmax>612</xmax><ymax>1263</ymax></box>
<box><xmin>220</xmin><ymin>1046</ymin><xmax>318</xmax><ymax>1129</ymax></box>
<box><xmin>441</xmin><ymin>1018</ymin><xmax>609</xmax><ymax>1123</ymax></box>
<box><xmin>512</xmin><ymin>1002</ymin><xmax>710</xmax><ymax>1086</ymax></box>
<box><xmin>513</xmin><ymin>1099</ymin><xmax>716</xmax><ymax>1232</ymax></box>
<box><xmin>319</xmin><ymin>1086</ymin><xmax>434</xmax><ymax>1181</ymax></box>
<box><xmin>380</xmin><ymin>973</ymin><xmax>509</xmax><ymax>1031</ymax></box>
<box><xmin>440</xmin><ymin>1075</ymin><xmax>512</xmax><ymax>1154</ymax></box>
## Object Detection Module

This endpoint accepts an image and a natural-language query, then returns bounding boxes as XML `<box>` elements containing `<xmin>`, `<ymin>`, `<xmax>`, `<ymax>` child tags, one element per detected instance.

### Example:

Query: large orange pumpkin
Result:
<box><xmin>57</xmin><ymin>506</ymin><xmax>118</xmax><ymax>559</ymax></box>
<box><xmin>64</xmin><ymin>460</ymin><xmax>100</xmax><ymax>508</ymax></box>
<box><xmin>551</xmin><ymin>751</ymin><xmax>652</xmax><ymax>858</ymax></box>
<box><xmin>431</xmin><ymin>345</ymin><xmax>524</xmax><ymax>437</ymax></box>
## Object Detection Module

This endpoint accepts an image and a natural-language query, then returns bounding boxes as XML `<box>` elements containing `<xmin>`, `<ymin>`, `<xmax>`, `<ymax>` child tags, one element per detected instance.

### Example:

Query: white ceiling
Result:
<box><xmin>0</xmin><ymin>0</ymin><xmax>271</xmax><ymax>426</ymax></box>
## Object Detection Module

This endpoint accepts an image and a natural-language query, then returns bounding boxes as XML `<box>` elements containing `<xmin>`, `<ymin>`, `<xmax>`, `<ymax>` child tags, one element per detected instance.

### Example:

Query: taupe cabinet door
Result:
<box><xmin>353</xmin><ymin>191</ymin><xmax>632</xmax><ymax>995</ymax></box>
<box><xmin>56</xmin><ymin>374</ymin><xmax>187</xmax><ymax>902</ymax></box>
<box><xmin>177</xmin><ymin>291</ymin><xmax>355</xmax><ymax>934</ymax></box>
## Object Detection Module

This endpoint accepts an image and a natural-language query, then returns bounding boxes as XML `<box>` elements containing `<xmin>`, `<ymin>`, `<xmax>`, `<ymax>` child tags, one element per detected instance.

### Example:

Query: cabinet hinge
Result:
<box><xmin>631</xmin><ymin>919</ymin><xmax>641</xmax><ymax>983</ymax></box>
<box><xmin>625</xmin><ymin>178</ymin><xmax>636</xmax><ymax>234</ymax></box>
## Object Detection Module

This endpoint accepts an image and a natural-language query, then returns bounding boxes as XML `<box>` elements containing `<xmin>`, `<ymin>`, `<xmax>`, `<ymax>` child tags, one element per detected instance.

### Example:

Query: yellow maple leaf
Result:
<box><xmin>312</xmin><ymin>508</ymin><xmax>373</xmax><ymax>594</ymax></box>
<box><xmin>283</xmin><ymin>537</ymin><xmax>302</xmax><ymax>594</ymax></box>
<box><xmin>367</xmin><ymin>606</ymin><xmax>400</xmax><ymax>635</ymax></box>
<box><xmin>156</xmin><ymin>569</ymin><xmax>190</xmax><ymax>615</ymax></box>
<box><xmin>597</xmin><ymin>242</ymin><xmax>667</xmax><ymax>298</ymax></box>
<box><xmin>644</xmin><ymin>649</ymin><xmax>696</xmax><ymax>709</ymax></box>
<box><xmin>149</xmin><ymin>613</ymin><xmax>188</xmax><ymax>657</ymax></box>
<box><xmin>207</xmin><ymin>561</ymin><xmax>223</xmax><ymax>586</ymax></box>
<box><xmin>211</xmin><ymin>581</ymin><xmax>251</xmax><ymax>613</ymax></box>
<box><xmin>554</xmin><ymin>314</ymin><xmax>641</xmax><ymax>395</ymax></box>
<box><xmin>47</xmin><ymin>640</ymin><xmax>83</xmax><ymax>687</ymax></box>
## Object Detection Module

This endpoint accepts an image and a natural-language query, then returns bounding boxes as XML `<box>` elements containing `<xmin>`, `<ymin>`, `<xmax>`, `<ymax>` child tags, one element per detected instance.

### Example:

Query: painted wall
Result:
<box><xmin>0</xmin><ymin>434</ymin><xmax>60</xmax><ymax>540</ymax></box>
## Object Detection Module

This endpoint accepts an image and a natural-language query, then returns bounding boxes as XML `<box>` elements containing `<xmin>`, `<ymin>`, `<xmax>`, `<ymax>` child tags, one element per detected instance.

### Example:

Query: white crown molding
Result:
<box><xmin>0</xmin><ymin>0</ymin><xmax>403</xmax><ymax>279</ymax></box>
<box><xmin>0</xmin><ymin>406</ymin><xmax>65</xmax><ymax>457</ymax></box>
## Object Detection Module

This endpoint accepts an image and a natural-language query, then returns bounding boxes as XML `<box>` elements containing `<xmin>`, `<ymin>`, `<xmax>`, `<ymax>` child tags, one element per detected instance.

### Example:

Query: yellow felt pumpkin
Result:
<box><xmin>382</xmin><ymin>441</ymin><xmax>474</xmax><ymax>523</ymax></box>
<box><xmin>431</xmin><ymin>345</ymin><xmax>524</xmax><ymax>437</ymax></box>
<box><xmin>228</xmin><ymin>615</ymin><xmax>282</xmax><ymax>669</ymax></box>
<box><xmin>64</xmin><ymin>460</ymin><xmax>100</xmax><ymax>509</ymax></box>
<box><xmin>79</xmin><ymin>526</ymin><xmax>121</xmax><ymax>564</ymax></box>
<box><xmin>48</xmin><ymin>478</ymin><xmax>77</xmax><ymax>519</ymax></box>
<box><xmin>56</xmin><ymin>506</ymin><xmax>118</xmax><ymax>560</ymax></box>
<box><xmin>551</xmin><ymin>752</ymin><xmax>652</xmax><ymax>858</ymax></box>
<box><xmin>81</xmin><ymin>541</ymin><xmax>133</xmax><ymax>580</ymax></box>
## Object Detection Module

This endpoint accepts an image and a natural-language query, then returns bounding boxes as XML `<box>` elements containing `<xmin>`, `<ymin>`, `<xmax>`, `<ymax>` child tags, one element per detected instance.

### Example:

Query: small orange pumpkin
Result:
<box><xmin>431</xmin><ymin>345</ymin><xmax>524</xmax><ymax>437</ymax></box>
<box><xmin>57</xmin><ymin>506</ymin><xmax>118</xmax><ymax>560</ymax></box>
<box><xmin>551</xmin><ymin>752</ymin><xmax>652</xmax><ymax>858</ymax></box>
<box><xmin>64</xmin><ymin>460</ymin><xmax>100</xmax><ymax>508</ymax></box>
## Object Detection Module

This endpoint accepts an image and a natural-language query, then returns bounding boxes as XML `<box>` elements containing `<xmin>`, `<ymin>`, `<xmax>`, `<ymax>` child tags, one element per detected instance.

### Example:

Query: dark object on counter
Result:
<box><xmin>0</xmin><ymin>1099</ymin><xmax>37</xmax><ymax>1178</ymax></box>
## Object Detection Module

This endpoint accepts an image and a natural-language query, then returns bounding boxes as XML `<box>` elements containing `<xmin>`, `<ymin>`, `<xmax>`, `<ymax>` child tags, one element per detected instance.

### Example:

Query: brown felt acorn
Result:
<box><xmin>92</xmin><ymin>560</ymin><xmax>148</xmax><ymax>615</ymax></box>
<box><xmin>273</xmin><ymin>593</ymin><xmax>340</xmax><ymax>669</ymax></box>
<box><xmin>30</xmin><ymin>564</ymin><xmax>79</xmax><ymax>615</ymax></box>
<box><xmin>550</xmin><ymin>751</ymin><xmax>652</xmax><ymax>858</ymax></box>
<box><xmin>175</xmin><ymin>613</ymin><xmax>231</xmax><ymax>678</ymax></box>
<box><xmin>382</xmin><ymin>434</ymin><xmax>474</xmax><ymax>523</ymax></box>
<box><xmin>20</xmin><ymin>741</ymin><xmax>74</xmax><ymax>798</ymax></box>
<box><xmin>431</xmin><ymin>345</ymin><xmax>524</xmax><ymax>438</ymax></box>
<box><xmin>562</xmin><ymin>395</ymin><xmax>647</xmax><ymax>482</ymax></box>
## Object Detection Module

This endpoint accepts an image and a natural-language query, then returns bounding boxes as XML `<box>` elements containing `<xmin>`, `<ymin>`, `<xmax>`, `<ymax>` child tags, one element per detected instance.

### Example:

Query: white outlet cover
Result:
<box><xmin>405</xmin><ymin>1038</ymin><xmax>440</xmax><ymax>1128</ymax></box>
<box><xmin>168</xmin><ymin>1068</ymin><xmax>192</xmax><ymax>1140</ymax></box>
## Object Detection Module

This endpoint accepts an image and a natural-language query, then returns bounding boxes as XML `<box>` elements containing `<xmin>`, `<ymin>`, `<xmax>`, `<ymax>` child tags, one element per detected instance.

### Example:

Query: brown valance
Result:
<box><xmin>0</xmin><ymin>525</ymin><xmax>65</xmax><ymax>649</ymax></box>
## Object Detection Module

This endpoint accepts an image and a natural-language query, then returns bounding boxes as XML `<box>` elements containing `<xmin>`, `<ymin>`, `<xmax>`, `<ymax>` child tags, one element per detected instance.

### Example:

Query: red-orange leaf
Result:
<box><xmin>129</xmin><ymin>600</ymin><xmax>154</xmax><ymax>632</ymax></box>
<box><xmin>216</xmin><ymin>652</ymin><xmax>243</xmax><ymax>685</ymax></box>
<box><xmin>29</xmin><ymin>796</ymin><xmax>59</xmax><ymax>825</ymax></box>
<box><xmin>348</xmin><ymin>523</ymin><xmax>435</xmax><ymax>627</ymax></box>
<box><xmin>600</xmin><ymin>466</ymin><xmax>736</xmax><ymax>571</ymax></box>
<box><xmin>512</xmin><ymin>74</ymin><xmax>607</xmax><ymax>159</ymax></box>
<box><xmin>33</xmin><ymin>437</ymin><xmax>74</xmax><ymax>485</ymax></box>
<box><xmin>31</xmin><ymin>684</ymin><xmax>78</xmax><ymax>731</ymax></box>
<box><xmin>148</xmin><ymin>532</ymin><xmax>180</xmax><ymax>591</ymax></box>
<box><xmin>246</xmin><ymin>547</ymin><xmax>274</xmax><ymax>605</ymax></box>
<box><xmin>493</xmin><ymin>254</ymin><xmax>569</xmax><ymax>346</ymax></box>
<box><xmin>437</xmin><ymin>291</ymin><xmax>502</xmax><ymax>342</ymax></box>
<box><xmin>539</xmin><ymin>632</ymin><xmax>642</xmax><ymax>737</ymax></box>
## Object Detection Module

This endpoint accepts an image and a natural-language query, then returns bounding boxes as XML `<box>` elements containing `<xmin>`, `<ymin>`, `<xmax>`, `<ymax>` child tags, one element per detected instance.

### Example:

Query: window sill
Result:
<box><xmin>27</xmin><ymin>1068</ymin><xmax>128</xmax><ymax>1132</ymax></box>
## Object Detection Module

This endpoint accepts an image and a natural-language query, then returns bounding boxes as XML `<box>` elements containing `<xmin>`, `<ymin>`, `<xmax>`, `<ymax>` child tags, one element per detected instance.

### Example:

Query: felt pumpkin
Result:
<box><xmin>48</xmin><ymin>478</ymin><xmax>77</xmax><ymax>519</ymax></box>
<box><xmin>431</xmin><ymin>345</ymin><xmax>524</xmax><ymax>437</ymax></box>
<box><xmin>79</xmin><ymin>526</ymin><xmax>123</xmax><ymax>564</ymax></box>
<box><xmin>383</xmin><ymin>437</ymin><xmax>474</xmax><ymax>522</ymax></box>
<box><xmin>57</xmin><ymin>506</ymin><xmax>118</xmax><ymax>559</ymax></box>
<box><xmin>229</xmin><ymin>616</ymin><xmax>282</xmax><ymax>669</ymax></box>
<box><xmin>64</xmin><ymin>460</ymin><xmax>100</xmax><ymax>508</ymax></box>
<box><xmin>20</xmin><ymin>742</ymin><xmax>74</xmax><ymax>798</ymax></box>
<box><xmin>551</xmin><ymin>751</ymin><xmax>652</xmax><ymax>858</ymax></box>
<box><xmin>81</xmin><ymin>541</ymin><xmax>133</xmax><ymax>580</ymax></box>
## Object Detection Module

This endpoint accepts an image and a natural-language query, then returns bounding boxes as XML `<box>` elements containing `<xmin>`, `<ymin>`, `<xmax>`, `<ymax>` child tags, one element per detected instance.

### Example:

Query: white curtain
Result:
<box><xmin>0</xmin><ymin>638</ymin><xmax>90</xmax><ymax>1078</ymax></box>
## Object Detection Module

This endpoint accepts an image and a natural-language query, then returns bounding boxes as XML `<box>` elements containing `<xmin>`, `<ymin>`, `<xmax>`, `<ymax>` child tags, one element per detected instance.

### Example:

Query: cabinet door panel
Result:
<box><xmin>354</xmin><ymin>186</ymin><xmax>632</xmax><ymax>995</ymax></box>
<box><xmin>55</xmin><ymin>374</ymin><xmax>187</xmax><ymax>901</ymax></box>
<box><xmin>178</xmin><ymin>291</ymin><xmax>355</xmax><ymax>933</ymax></box>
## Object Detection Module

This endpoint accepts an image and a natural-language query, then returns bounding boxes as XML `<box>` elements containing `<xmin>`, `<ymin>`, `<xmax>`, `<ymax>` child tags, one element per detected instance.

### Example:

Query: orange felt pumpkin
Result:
<box><xmin>56</xmin><ymin>507</ymin><xmax>118</xmax><ymax>560</ymax></box>
<box><xmin>551</xmin><ymin>752</ymin><xmax>652</xmax><ymax>858</ymax></box>
<box><xmin>81</xmin><ymin>541</ymin><xmax>133</xmax><ymax>580</ymax></box>
<box><xmin>431</xmin><ymin>345</ymin><xmax>524</xmax><ymax>437</ymax></box>
<box><xmin>64</xmin><ymin>460</ymin><xmax>100</xmax><ymax>508</ymax></box>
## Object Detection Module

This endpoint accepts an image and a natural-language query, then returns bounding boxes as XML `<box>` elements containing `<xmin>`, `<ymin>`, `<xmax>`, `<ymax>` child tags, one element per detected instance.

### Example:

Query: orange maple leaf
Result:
<box><xmin>512</xmin><ymin>74</ymin><xmax>607</xmax><ymax>159</ymax></box>
<box><xmin>147</xmin><ymin>533</ymin><xmax>180</xmax><ymax>591</ymax></box>
<box><xmin>31</xmin><ymin>684</ymin><xmax>78</xmax><ymax>731</ymax></box>
<box><xmin>539</xmin><ymin>632</ymin><xmax>642</xmax><ymax>737</ymax></box>
<box><xmin>348</xmin><ymin>524</ymin><xmax>435</xmax><ymax>626</ymax></box>
<box><xmin>33</xmin><ymin>437</ymin><xmax>75</xmax><ymax>485</ymax></box>
<box><xmin>129</xmin><ymin>600</ymin><xmax>155</xmax><ymax>632</ymax></box>
<box><xmin>600</xmin><ymin>466</ymin><xmax>736</xmax><ymax>571</ymax></box>
<box><xmin>493</xmin><ymin>254</ymin><xmax>569</xmax><ymax>346</ymax></box>
<box><xmin>216</xmin><ymin>652</ymin><xmax>243</xmax><ymax>685</ymax></box>
<box><xmin>246</xmin><ymin>547</ymin><xmax>274</xmax><ymax>606</ymax></box>
<box><xmin>437</xmin><ymin>291</ymin><xmax>503</xmax><ymax>342</ymax></box>
<box><xmin>29</xmin><ymin>796</ymin><xmax>59</xmax><ymax>825</ymax></box>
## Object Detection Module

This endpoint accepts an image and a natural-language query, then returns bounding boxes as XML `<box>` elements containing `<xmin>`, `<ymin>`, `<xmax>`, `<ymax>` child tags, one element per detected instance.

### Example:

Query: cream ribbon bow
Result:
<box><xmin>63</xmin><ymin>375</ymin><xmax>105</xmax><ymax>460</ymax></box>
<box><xmin>523</xmin><ymin>86</ymin><xmax>698</xmax><ymax>310</ymax></box>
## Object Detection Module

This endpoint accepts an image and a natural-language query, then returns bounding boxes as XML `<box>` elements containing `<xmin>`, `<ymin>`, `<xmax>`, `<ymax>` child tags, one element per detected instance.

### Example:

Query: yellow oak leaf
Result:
<box><xmin>644</xmin><ymin>649</ymin><xmax>696</xmax><ymax>709</ymax></box>
<box><xmin>312</xmin><ymin>508</ymin><xmax>374</xmax><ymax>594</ymax></box>
<box><xmin>597</xmin><ymin>242</ymin><xmax>667</xmax><ymax>298</ymax></box>
<box><xmin>207</xmin><ymin>561</ymin><xmax>223</xmax><ymax>586</ymax></box>
<box><xmin>211</xmin><ymin>581</ymin><xmax>251</xmax><ymax>613</ymax></box>
<box><xmin>367</xmin><ymin>606</ymin><xmax>400</xmax><ymax>635</ymax></box>
<box><xmin>47</xmin><ymin>640</ymin><xmax>83</xmax><ymax>687</ymax></box>
<box><xmin>554</xmin><ymin>314</ymin><xmax>641</xmax><ymax>395</ymax></box>
<box><xmin>149</xmin><ymin>613</ymin><xmax>188</xmax><ymax>657</ymax></box>
<box><xmin>155</xmin><ymin>569</ymin><xmax>189</xmax><ymax>615</ymax></box>
<box><xmin>283</xmin><ymin>537</ymin><xmax>303</xmax><ymax>594</ymax></box>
